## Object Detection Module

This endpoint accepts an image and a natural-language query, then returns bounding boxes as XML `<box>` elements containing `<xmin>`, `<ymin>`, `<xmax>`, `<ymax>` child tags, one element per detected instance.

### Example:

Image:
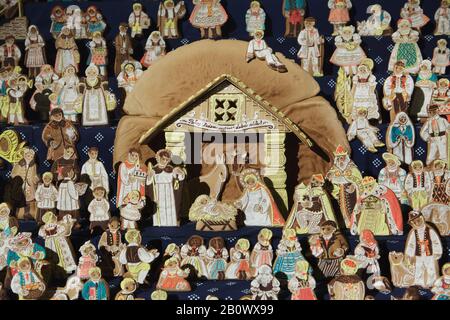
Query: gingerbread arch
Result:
<box><xmin>113</xmin><ymin>39</ymin><xmax>349</xmax><ymax>189</ymax></box>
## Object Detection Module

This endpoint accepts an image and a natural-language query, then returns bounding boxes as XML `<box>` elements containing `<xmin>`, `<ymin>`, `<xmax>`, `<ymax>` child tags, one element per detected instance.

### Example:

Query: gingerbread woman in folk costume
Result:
<box><xmin>24</xmin><ymin>25</ymin><xmax>46</xmax><ymax>78</ymax></box>
<box><xmin>400</xmin><ymin>0</ymin><xmax>430</xmax><ymax>32</ymax></box>
<box><xmin>77</xmin><ymin>241</ymin><xmax>98</xmax><ymax>280</ymax></box>
<box><xmin>251</xmin><ymin>265</ymin><xmax>280</xmax><ymax>300</ymax></box>
<box><xmin>405</xmin><ymin>160</ymin><xmax>432</xmax><ymax>210</ymax></box>
<box><xmin>30</xmin><ymin>64</ymin><xmax>59</xmax><ymax>121</ymax></box>
<box><xmin>297</xmin><ymin>17</ymin><xmax>324</xmax><ymax>77</ymax></box>
<box><xmin>180</xmin><ymin>235</ymin><xmax>208</xmax><ymax>278</ymax></box>
<box><xmin>434</xmin><ymin>0</ymin><xmax>450</xmax><ymax>35</ymax></box>
<box><xmin>350</xmin><ymin>176</ymin><xmax>403</xmax><ymax>236</ymax></box>
<box><xmin>326</xmin><ymin>145</ymin><xmax>363</xmax><ymax>228</ymax></box>
<box><xmin>141</xmin><ymin>31</ymin><xmax>166</xmax><ymax>68</ymax></box>
<box><xmin>189</xmin><ymin>0</ymin><xmax>228</xmax><ymax>39</ymax></box>
<box><xmin>205</xmin><ymin>237</ymin><xmax>228</xmax><ymax>280</ymax></box>
<box><xmin>50</xmin><ymin>6</ymin><xmax>67</xmax><ymax>39</ymax></box>
<box><xmin>405</xmin><ymin>211</ymin><xmax>442</xmax><ymax>289</ymax></box>
<box><xmin>85</xmin><ymin>6</ymin><xmax>107</xmax><ymax>38</ymax></box>
<box><xmin>288</xmin><ymin>260</ymin><xmax>317</xmax><ymax>300</ymax></box>
<box><xmin>388</xmin><ymin>19</ymin><xmax>422</xmax><ymax>74</ymax></box>
<box><xmin>225</xmin><ymin>238</ymin><xmax>252</xmax><ymax>280</ymax></box>
<box><xmin>386</xmin><ymin>112</ymin><xmax>415</xmax><ymax>165</ymax></box>
<box><xmin>246</xmin><ymin>1</ymin><xmax>266</xmax><ymax>37</ymax></box>
<box><xmin>328</xmin><ymin>0</ymin><xmax>352</xmax><ymax>36</ymax></box>
<box><xmin>420</xmin><ymin>104</ymin><xmax>449</xmax><ymax>165</ymax></box>
<box><xmin>117</xmin><ymin>61</ymin><xmax>144</xmax><ymax>97</ymax></box>
<box><xmin>351</xmin><ymin>230</ymin><xmax>381</xmax><ymax>277</ymax></box>
<box><xmin>282</xmin><ymin>0</ymin><xmax>306</xmax><ymax>38</ymax></box>
<box><xmin>157</xmin><ymin>257</ymin><xmax>191</xmax><ymax>292</ymax></box>
<box><xmin>119</xmin><ymin>190</ymin><xmax>144</xmax><ymax>230</ymax></box>
<box><xmin>246</xmin><ymin>30</ymin><xmax>288</xmax><ymax>73</ymax></box>
<box><xmin>383</xmin><ymin>61</ymin><xmax>415</xmax><ymax>122</ymax></box>
<box><xmin>431</xmin><ymin>263</ymin><xmax>450</xmax><ymax>300</ymax></box>
<box><xmin>55</xmin><ymin>65</ymin><xmax>81</xmax><ymax>122</ymax></box>
<box><xmin>54</xmin><ymin>27</ymin><xmax>80</xmax><ymax>76</ymax></box>
<box><xmin>351</xmin><ymin>58</ymin><xmax>379</xmax><ymax>121</ymax></box>
<box><xmin>87</xmin><ymin>32</ymin><xmax>108</xmax><ymax>78</ymax></box>
<box><xmin>412</xmin><ymin>60</ymin><xmax>438</xmax><ymax>119</ymax></box>
<box><xmin>432</xmin><ymin>39</ymin><xmax>450</xmax><ymax>75</ymax></box>
<box><xmin>378</xmin><ymin>153</ymin><xmax>408</xmax><ymax>204</ymax></box>
<box><xmin>128</xmin><ymin>3</ymin><xmax>151</xmax><ymax>39</ymax></box>
<box><xmin>250</xmin><ymin>228</ymin><xmax>273</xmax><ymax>276</ymax></box>
<box><xmin>330</xmin><ymin>25</ymin><xmax>366</xmax><ymax>76</ymax></box>
<box><xmin>234</xmin><ymin>168</ymin><xmax>285</xmax><ymax>227</ymax></box>
<box><xmin>157</xmin><ymin>0</ymin><xmax>186</xmax><ymax>39</ymax></box>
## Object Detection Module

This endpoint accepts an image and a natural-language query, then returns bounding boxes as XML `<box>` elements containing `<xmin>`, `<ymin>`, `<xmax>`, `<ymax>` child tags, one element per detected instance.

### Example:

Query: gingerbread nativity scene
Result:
<box><xmin>0</xmin><ymin>0</ymin><xmax>448</xmax><ymax>302</ymax></box>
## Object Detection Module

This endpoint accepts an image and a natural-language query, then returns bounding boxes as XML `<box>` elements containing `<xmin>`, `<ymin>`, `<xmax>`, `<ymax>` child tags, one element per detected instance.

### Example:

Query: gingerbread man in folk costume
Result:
<box><xmin>328</xmin><ymin>257</ymin><xmax>365</xmax><ymax>300</ymax></box>
<box><xmin>128</xmin><ymin>3</ymin><xmax>151</xmax><ymax>38</ymax></box>
<box><xmin>157</xmin><ymin>0</ymin><xmax>186</xmax><ymax>39</ymax></box>
<box><xmin>405</xmin><ymin>211</ymin><xmax>442</xmax><ymax>289</ymax></box>
<box><xmin>420</xmin><ymin>104</ymin><xmax>449</xmax><ymax>165</ymax></box>
<box><xmin>432</xmin><ymin>39</ymin><xmax>450</xmax><ymax>75</ymax></box>
<box><xmin>246</xmin><ymin>30</ymin><xmax>288</xmax><ymax>73</ymax></box>
<box><xmin>428</xmin><ymin>159</ymin><xmax>450</xmax><ymax>205</ymax></box>
<box><xmin>434</xmin><ymin>0</ymin><xmax>450</xmax><ymax>35</ymax></box>
<box><xmin>405</xmin><ymin>160</ymin><xmax>432</xmax><ymax>211</ymax></box>
<box><xmin>382</xmin><ymin>61</ymin><xmax>415</xmax><ymax>122</ymax></box>
<box><xmin>347</xmin><ymin>107</ymin><xmax>385</xmax><ymax>153</ymax></box>
<box><xmin>0</xmin><ymin>35</ymin><xmax>21</xmax><ymax>68</ymax></box>
<box><xmin>114</xmin><ymin>24</ymin><xmax>134</xmax><ymax>77</ymax></box>
<box><xmin>297</xmin><ymin>17</ymin><xmax>324</xmax><ymax>77</ymax></box>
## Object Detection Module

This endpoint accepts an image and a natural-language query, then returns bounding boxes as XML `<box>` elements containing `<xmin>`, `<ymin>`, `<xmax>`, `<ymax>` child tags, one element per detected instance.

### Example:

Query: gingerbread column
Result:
<box><xmin>165</xmin><ymin>131</ymin><xmax>187</xmax><ymax>164</ymax></box>
<box><xmin>264</xmin><ymin>132</ymin><xmax>288</xmax><ymax>214</ymax></box>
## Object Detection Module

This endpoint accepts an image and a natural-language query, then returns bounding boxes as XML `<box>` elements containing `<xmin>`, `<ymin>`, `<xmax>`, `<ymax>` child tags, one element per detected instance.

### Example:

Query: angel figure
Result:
<box><xmin>38</xmin><ymin>211</ymin><xmax>77</xmax><ymax>274</ymax></box>
<box><xmin>225</xmin><ymin>238</ymin><xmax>252</xmax><ymax>280</ymax></box>
<box><xmin>77</xmin><ymin>64</ymin><xmax>116</xmax><ymax>126</ymax></box>
<box><xmin>158</xmin><ymin>0</ymin><xmax>186</xmax><ymax>39</ymax></box>
<box><xmin>189</xmin><ymin>0</ymin><xmax>228</xmax><ymax>39</ymax></box>
<box><xmin>180</xmin><ymin>235</ymin><xmax>208</xmax><ymax>278</ymax></box>
<box><xmin>234</xmin><ymin>168</ymin><xmax>285</xmax><ymax>227</ymax></box>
